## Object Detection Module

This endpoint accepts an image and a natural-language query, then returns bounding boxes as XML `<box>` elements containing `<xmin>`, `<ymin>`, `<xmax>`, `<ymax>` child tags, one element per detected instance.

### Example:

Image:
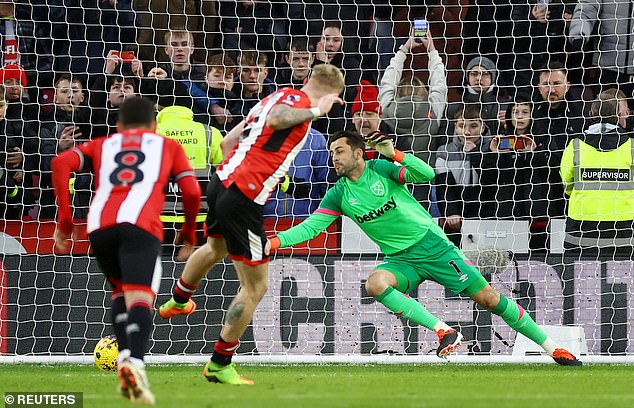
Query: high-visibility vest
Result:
<box><xmin>567</xmin><ymin>137</ymin><xmax>634</xmax><ymax>222</ymax></box>
<box><xmin>156</xmin><ymin>106</ymin><xmax>223</xmax><ymax>223</ymax></box>
<box><xmin>156</xmin><ymin>105</ymin><xmax>223</xmax><ymax>171</ymax></box>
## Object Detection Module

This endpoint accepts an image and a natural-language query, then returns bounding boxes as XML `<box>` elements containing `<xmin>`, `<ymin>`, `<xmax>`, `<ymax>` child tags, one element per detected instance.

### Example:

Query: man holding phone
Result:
<box><xmin>105</xmin><ymin>49</ymin><xmax>144</xmax><ymax>78</ymax></box>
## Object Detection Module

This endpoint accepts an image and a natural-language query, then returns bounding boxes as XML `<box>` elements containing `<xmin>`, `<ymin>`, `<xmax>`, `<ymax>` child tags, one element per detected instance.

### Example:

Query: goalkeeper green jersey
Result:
<box><xmin>277</xmin><ymin>153</ymin><xmax>447</xmax><ymax>255</ymax></box>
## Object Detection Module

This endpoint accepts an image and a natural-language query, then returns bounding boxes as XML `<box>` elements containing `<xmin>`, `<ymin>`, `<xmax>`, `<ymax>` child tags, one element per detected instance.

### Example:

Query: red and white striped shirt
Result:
<box><xmin>52</xmin><ymin>129</ymin><xmax>200</xmax><ymax>242</ymax></box>
<box><xmin>216</xmin><ymin>87</ymin><xmax>312</xmax><ymax>205</ymax></box>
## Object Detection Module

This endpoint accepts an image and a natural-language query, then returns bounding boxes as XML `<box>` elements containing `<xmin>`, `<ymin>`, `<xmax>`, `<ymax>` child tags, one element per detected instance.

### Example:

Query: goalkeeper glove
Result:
<box><xmin>365</xmin><ymin>131</ymin><xmax>397</xmax><ymax>159</ymax></box>
<box><xmin>265</xmin><ymin>236</ymin><xmax>281</xmax><ymax>255</ymax></box>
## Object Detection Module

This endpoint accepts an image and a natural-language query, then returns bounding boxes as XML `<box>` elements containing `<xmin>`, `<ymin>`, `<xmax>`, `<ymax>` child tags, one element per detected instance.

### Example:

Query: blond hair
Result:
<box><xmin>308</xmin><ymin>64</ymin><xmax>345</xmax><ymax>93</ymax></box>
<box><xmin>164</xmin><ymin>30</ymin><xmax>194</xmax><ymax>46</ymax></box>
<box><xmin>591</xmin><ymin>88</ymin><xmax>628</xmax><ymax>124</ymax></box>
<box><xmin>238</xmin><ymin>50</ymin><xmax>268</xmax><ymax>67</ymax></box>
<box><xmin>397</xmin><ymin>76</ymin><xmax>428</xmax><ymax>100</ymax></box>
<box><xmin>208</xmin><ymin>53</ymin><xmax>237</xmax><ymax>77</ymax></box>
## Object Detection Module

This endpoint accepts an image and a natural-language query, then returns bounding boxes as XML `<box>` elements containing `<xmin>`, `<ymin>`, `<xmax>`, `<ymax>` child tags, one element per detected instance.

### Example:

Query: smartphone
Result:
<box><xmin>120</xmin><ymin>51</ymin><xmax>136</xmax><ymax>62</ymax></box>
<box><xmin>414</xmin><ymin>19</ymin><xmax>428</xmax><ymax>40</ymax></box>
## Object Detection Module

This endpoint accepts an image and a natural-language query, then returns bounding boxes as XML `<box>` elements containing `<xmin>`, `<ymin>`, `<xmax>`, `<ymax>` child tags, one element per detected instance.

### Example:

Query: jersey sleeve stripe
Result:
<box><xmin>398</xmin><ymin>167</ymin><xmax>406</xmax><ymax>184</ymax></box>
<box><xmin>72</xmin><ymin>148</ymin><xmax>85</xmax><ymax>171</ymax></box>
<box><xmin>174</xmin><ymin>170</ymin><xmax>196</xmax><ymax>181</ymax></box>
<box><xmin>316</xmin><ymin>208</ymin><xmax>341</xmax><ymax>217</ymax></box>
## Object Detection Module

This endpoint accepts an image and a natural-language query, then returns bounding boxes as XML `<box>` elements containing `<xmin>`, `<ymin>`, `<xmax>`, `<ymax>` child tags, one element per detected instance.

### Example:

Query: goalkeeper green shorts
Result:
<box><xmin>376</xmin><ymin>229</ymin><xmax>488</xmax><ymax>297</ymax></box>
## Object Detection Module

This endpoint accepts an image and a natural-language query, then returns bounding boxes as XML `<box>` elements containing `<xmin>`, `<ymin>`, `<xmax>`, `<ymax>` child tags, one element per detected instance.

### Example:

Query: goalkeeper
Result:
<box><xmin>267</xmin><ymin>129</ymin><xmax>581</xmax><ymax>365</ymax></box>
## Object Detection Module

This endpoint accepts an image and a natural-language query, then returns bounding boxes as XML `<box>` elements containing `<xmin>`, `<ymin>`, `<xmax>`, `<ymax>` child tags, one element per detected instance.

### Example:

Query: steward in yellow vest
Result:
<box><xmin>157</xmin><ymin>105</ymin><xmax>223</xmax><ymax>226</ymax></box>
<box><xmin>560</xmin><ymin>89</ymin><xmax>634</xmax><ymax>255</ymax></box>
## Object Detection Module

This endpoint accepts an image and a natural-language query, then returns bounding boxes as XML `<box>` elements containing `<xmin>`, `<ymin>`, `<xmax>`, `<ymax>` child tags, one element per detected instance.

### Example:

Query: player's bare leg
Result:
<box><xmin>365</xmin><ymin>269</ymin><xmax>461</xmax><ymax>358</ymax></box>
<box><xmin>203</xmin><ymin>259</ymin><xmax>268</xmax><ymax>385</ymax></box>
<box><xmin>118</xmin><ymin>290</ymin><xmax>156</xmax><ymax>404</ymax></box>
<box><xmin>159</xmin><ymin>237</ymin><xmax>228</xmax><ymax>318</ymax></box>
<box><xmin>471</xmin><ymin>284</ymin><xmax>582</xmax><ymax>366</ymax></box>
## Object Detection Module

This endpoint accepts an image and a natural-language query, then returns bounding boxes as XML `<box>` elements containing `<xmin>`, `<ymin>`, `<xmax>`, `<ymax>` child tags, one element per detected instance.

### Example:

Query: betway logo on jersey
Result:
<box><xmin>354</xmin><ymin>197</ymin><xmax>397</xmax><ymax>224</ymax></box>
<box><xmin>581</xmin><ymin>168</ymin><xmax>630</xmax><ymax>181</ymax></box>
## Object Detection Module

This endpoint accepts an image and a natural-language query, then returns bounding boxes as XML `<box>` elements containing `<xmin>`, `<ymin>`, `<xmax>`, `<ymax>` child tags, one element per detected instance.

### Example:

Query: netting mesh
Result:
<box><xmin>0</xmin><ymin>1</ymin><xmax>633</xmax><ymax>360</ymax></box>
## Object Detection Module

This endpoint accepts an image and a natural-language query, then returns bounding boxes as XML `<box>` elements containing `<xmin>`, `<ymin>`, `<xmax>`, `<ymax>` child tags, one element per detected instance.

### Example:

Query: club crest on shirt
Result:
<box><xmin>370</xmin><ymin>180</ymin><xmax>385</xmax><ymax>196</ymax></box>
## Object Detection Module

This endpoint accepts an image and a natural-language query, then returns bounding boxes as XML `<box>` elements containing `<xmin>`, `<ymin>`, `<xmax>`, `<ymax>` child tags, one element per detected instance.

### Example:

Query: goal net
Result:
<box><xmin>0</xmin><ymin>1</ymin><xmax>632</xmax><ymax>363</ymax></box>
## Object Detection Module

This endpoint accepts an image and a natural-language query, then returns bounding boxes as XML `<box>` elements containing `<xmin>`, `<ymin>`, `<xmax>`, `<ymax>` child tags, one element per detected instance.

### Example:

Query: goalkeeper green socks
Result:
<box><xmin>375</xmin><ymin>287</ymin><xmax>440</xmax><ymax>330</ymax></box>
<box><xmin>490</xmin><ymin>294</ymin><xmax>547</xmax><ymax>345</ymax></box>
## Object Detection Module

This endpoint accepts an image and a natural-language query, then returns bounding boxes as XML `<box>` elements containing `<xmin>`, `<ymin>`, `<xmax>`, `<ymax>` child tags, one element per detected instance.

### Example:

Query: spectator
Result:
<box><xmin>309</xmin><ymin>21</ymin><xmax>358</xmax><ymax>135</ymax></box>
<box><xmin>263</xmin><ymin>128</ymin><xmax>329</xmax><ymax>218</ymax></box>
<box><xmin>41</xmin><ymin>74</ymin><xmax>88</xmax><ymax>139</ymax></box>
<box><xmin>156</xmin><ymin>104</ymin><xmax>223</xmax><ymax>250</ymax></box>
<box><xmin>1</xmin><ymin>63</ymin><xmax>38</xmax><ymax>211</ymax></box>
<box><xmin>444</xmin><ymin>56</ymin><xmax>504</xmax><ymax>140</ymax></box>
<box><xmin>101</xmin><ymin>46</ymin><xmax>199</xmax><ymax>120</ymax></box>
<box><xmin>132</xmin><ymin>30</ymin><xmax>204</xmax><ymax>112</ymax></box>
<box><xmin>560</xmin><ymin>89</ymin><xmax>634</xmax><ymax>256</ymax></box>
<box><xmin>314</xmin><ymin>21</ymin><xmax>362</xmax><ymax>104</ymax></box>
<box><xmin>274</xmin><ymin>37</ymin><xmax>314</xmax><ymax>89</ymax></box>
<box><xmin>511</xmin><ymin>1</ymin><xmax>575</xmax><ymax>90</ymax></box>
<box><xmin>351</xmin><ymin>80</ymin><xmax>399</xmax><ymax>155</ymax></box>
<box><xmin>233</xmin><ymin>50</ymin><xmax>276</xmax><ymax>119</ymax></box>
<box><xmin>485</xmin><ymin>96</ymin><xmax>538</xmax><ymax>218</ymax></box>
<box><xmin>379</xmin><ymin>27</ymin><xmax>447</xmax><ymax>167</ymax></box>
<box><xmin>0</xmin><ymin>92</ymin><xmax>23</xmax><ymax>218</ymax></box>
<box><xmin>89</xmin><ymin>73</ymin><xmax>139</xmax><ymax>138</ymax></box>
<box><xmin>182</xmin><ymin>53</ymin><xmax>240</xmax><ymax>131</ymax></box>
<box><xmin>315</xmin><ymin>21</ymin><xmax>343</xmax><ymax>65</ymax></box>
<box><xmin>569</xmin><ymin>0</ymin><xmax>634</xmax><ymax>99</ymax></box>
<box><xmin>135</xmin><ymin>0</ymin><xmax>218</xmax><ymax>65</ymax></box>
<box><xmin>151</xmin><ymin>30</ymin><xmax>206</xmax><ymax>82</ymax></box>
<box><xmin>1</xmin><ymin>63</ymin><xmax>38</xmax><ymax>139</ymax></box>
<box><xmin>531</xmin><ymin>61</ymin><xmax>585</xmax><ymax>218</ymax></box>
<box><xmin>435</xmin><ymin>104</ymin><xmax>495</xmax><ymax>246</ymax></box>
<box><xmin>38</xmin><ymin>75</ymin><xmax>90</xmax><ymax>218</ymax></box>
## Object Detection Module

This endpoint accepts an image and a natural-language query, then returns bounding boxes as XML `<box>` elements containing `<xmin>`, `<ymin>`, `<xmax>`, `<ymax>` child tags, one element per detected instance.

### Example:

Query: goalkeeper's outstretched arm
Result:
<box><xmin>269</xmin><ymin>175</ymin><xmax>344</xmax><ymax>252</ymax></box>
<box><xmin>268</xmin><ymin>210</ymin><xmax>340</xmax><ymax>250</ymax></box>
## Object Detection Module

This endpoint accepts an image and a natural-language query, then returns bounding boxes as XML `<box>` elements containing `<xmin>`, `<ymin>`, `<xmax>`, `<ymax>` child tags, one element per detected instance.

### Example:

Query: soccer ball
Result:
<box><xmin>94</xmin><ymin>335</ymin><xmax>119</xmax><ymax>372</ymax></box>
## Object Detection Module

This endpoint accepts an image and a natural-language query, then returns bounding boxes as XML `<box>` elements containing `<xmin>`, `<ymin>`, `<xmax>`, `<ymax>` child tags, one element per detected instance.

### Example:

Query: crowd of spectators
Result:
<box><xmin>1</xmin><ymin>1</ymin><xmax>633</xmax><ymax>252</ymax></box>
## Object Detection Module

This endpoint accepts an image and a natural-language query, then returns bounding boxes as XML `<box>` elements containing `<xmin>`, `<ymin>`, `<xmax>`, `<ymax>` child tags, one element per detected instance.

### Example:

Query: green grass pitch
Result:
<box><xmin>1</xmin><ymin>364</ymin><xmax>632</xmax><ymax>408</ymax></box>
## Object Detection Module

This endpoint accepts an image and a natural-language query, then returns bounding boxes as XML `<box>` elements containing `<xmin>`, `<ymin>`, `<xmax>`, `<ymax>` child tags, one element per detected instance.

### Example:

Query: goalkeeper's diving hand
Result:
<box><xmin>365</xmin><ymin>131</ymin><xmax>395</xmax><ymax>159</ymax></box>
<box><xmin>265</xmin><ymin>236</ymin><xmax>281</xmax><ymax>256</ymax></box>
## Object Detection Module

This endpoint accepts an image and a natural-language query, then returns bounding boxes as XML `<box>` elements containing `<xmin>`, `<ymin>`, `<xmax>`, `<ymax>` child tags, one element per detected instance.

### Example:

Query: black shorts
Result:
<box><xmin>89</xmin><ymin>224</ymin><xmax>162</xmax><ymax>296</ymax></box>
<box><xmin>205</xmin><ymin>174</ymin><xmax>268</xmax><ymax>265</ymax></box>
